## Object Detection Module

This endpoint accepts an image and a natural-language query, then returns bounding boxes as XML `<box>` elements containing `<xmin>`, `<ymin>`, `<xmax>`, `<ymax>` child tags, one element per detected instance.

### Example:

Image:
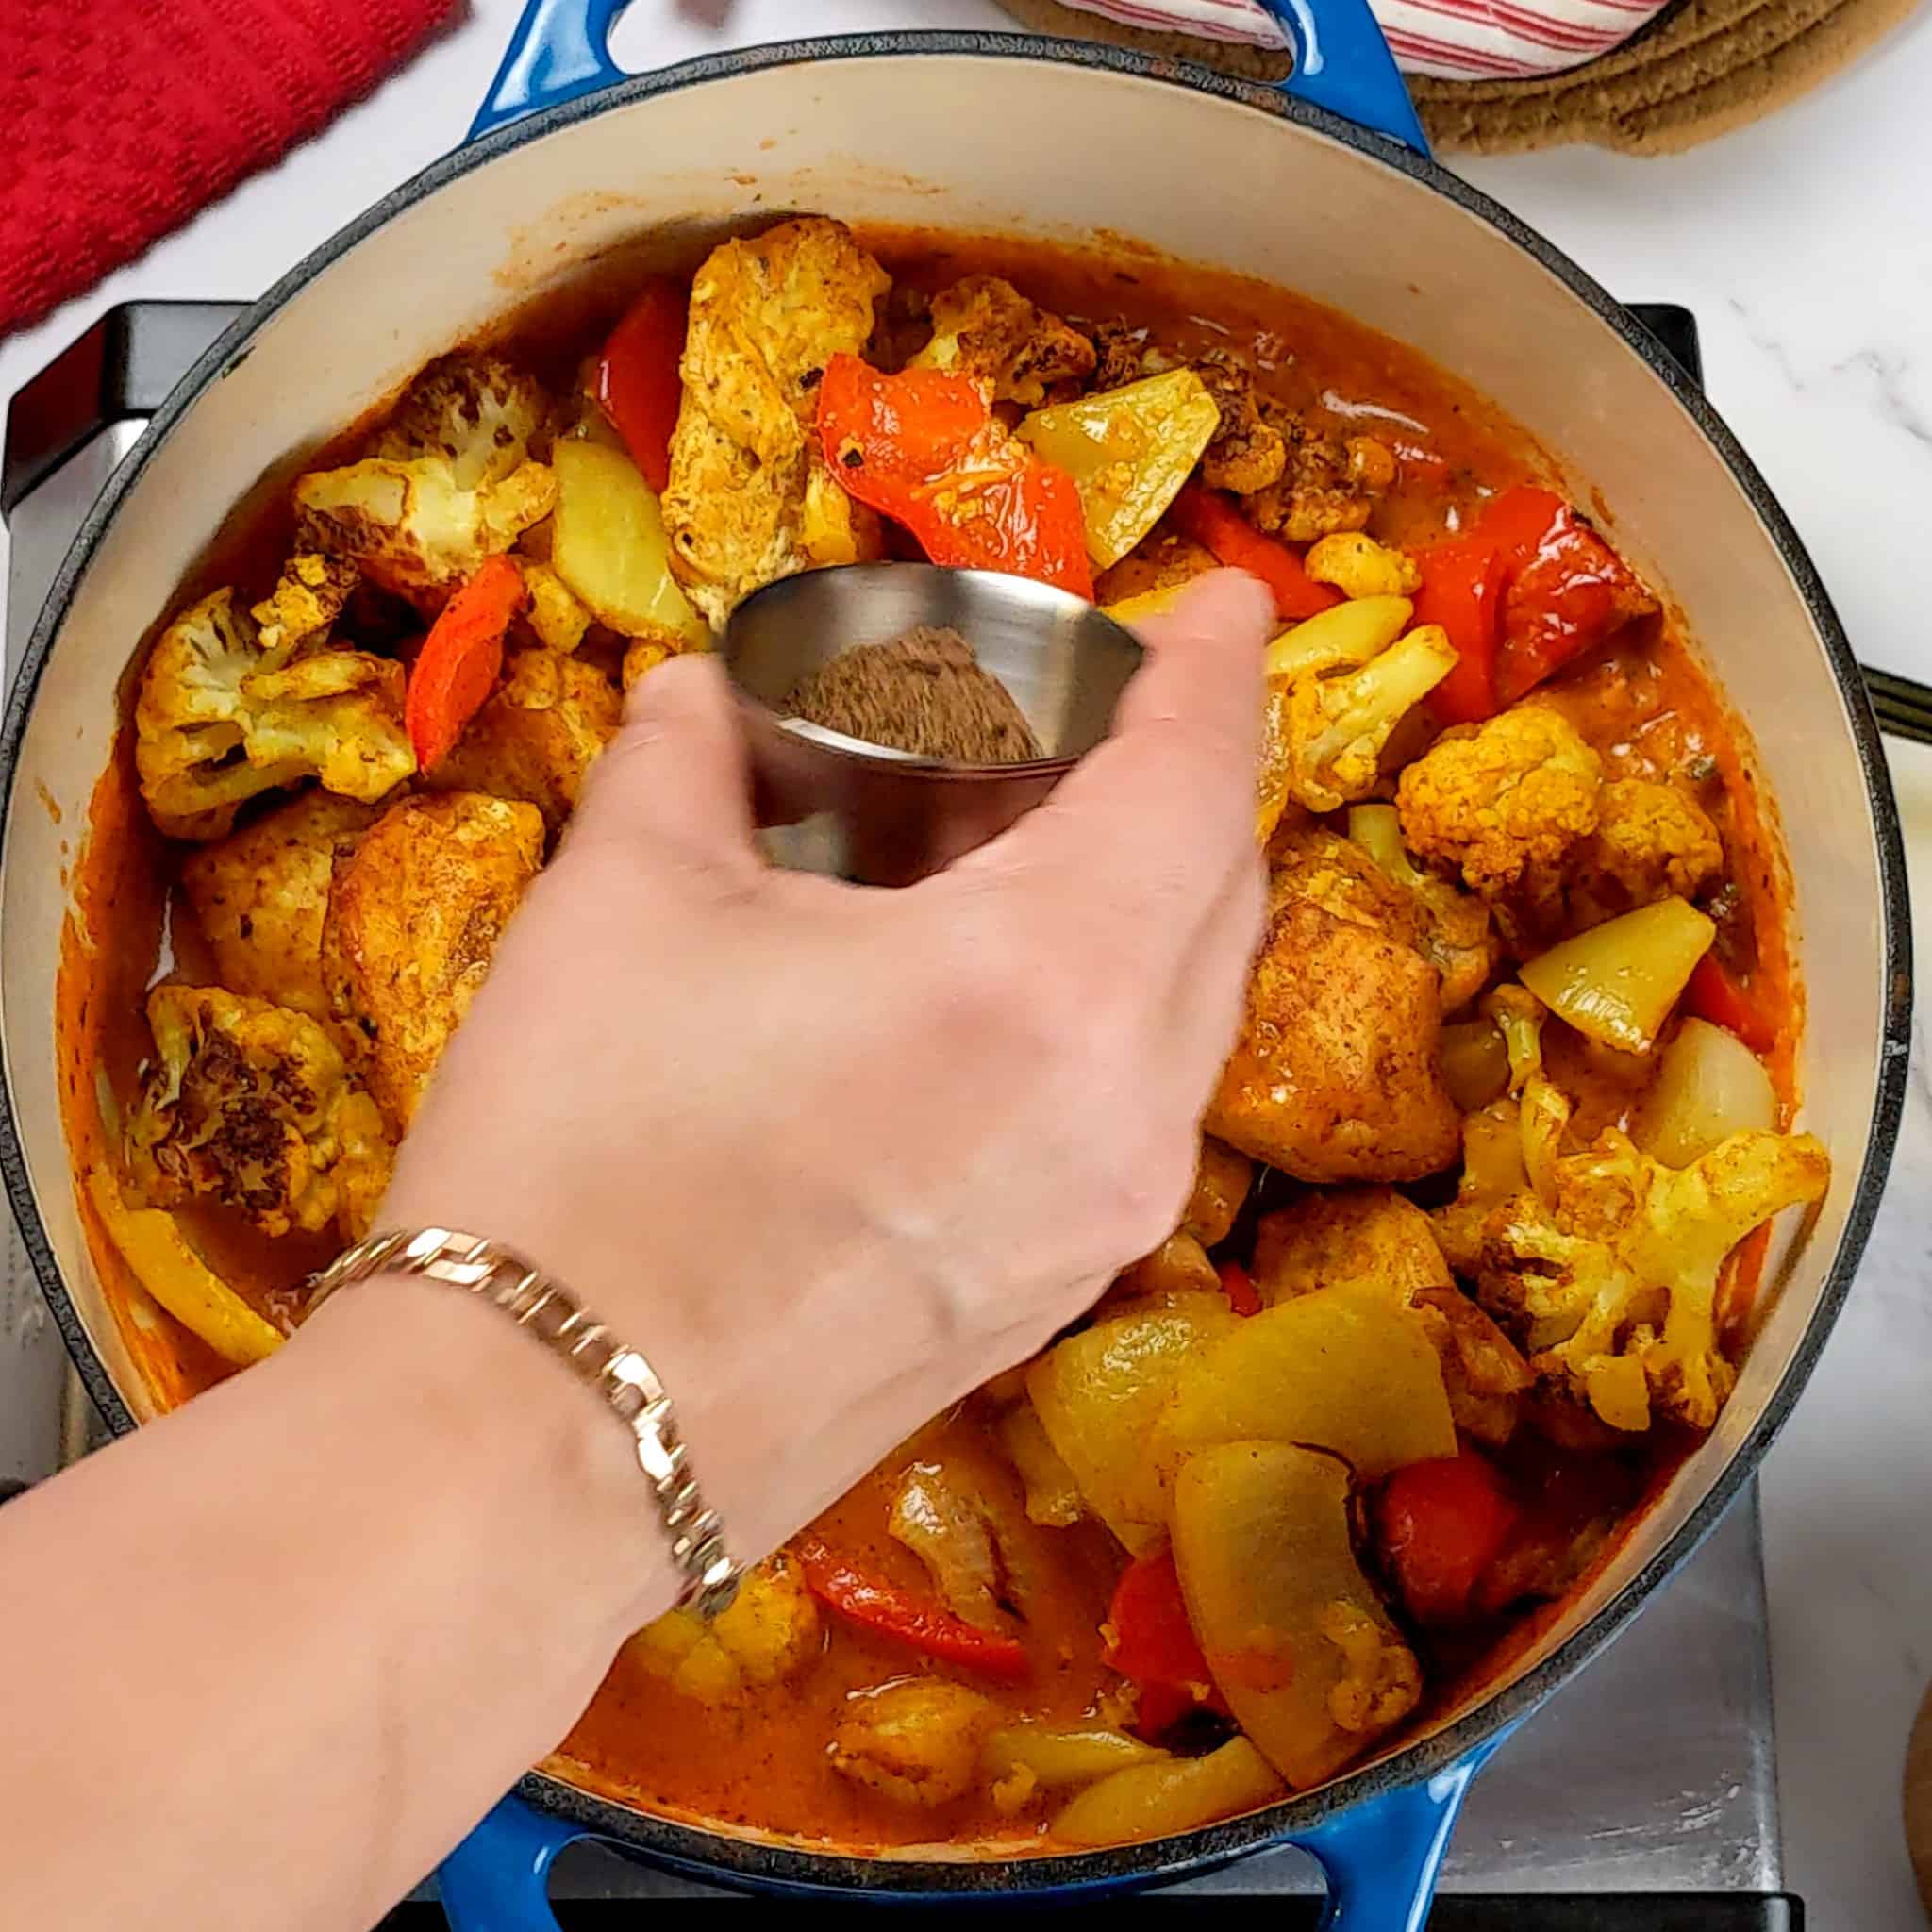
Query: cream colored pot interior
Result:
<box><xmin>0</xmin><ymin>50</ymin><xmax>1892</xmax><ymax>1787</ymax></box>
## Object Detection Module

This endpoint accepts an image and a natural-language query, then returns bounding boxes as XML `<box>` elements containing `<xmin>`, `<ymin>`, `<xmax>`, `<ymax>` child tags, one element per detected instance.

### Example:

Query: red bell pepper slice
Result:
<box><xmin>1217</xmin><ymin>1257</ymin><xmax>1262</xmax><ymax>1318</ymax></box>
<box><xmin>1167</xmin><ymin>484</ymin><xmax>1342</xmax><ymax>624</ymax></box>
<box><xmin>1410</xmin><ymin>539</ymin><xmax>1505</xmax><ymax>727</ymax></box>
<box><xmin>405</xmin><ymin>554</ymin><xmax>525</xmax><ymax>772</ymax></box>
<box><xmin>1104</xmin><ymin>1550</ymin><xmax>1232</xmax><ymax>1738</ymax></box>
<box><xmin>1686</xmin><ymin>953</ymin><xmax>1777</xmax><ymax>1055</ymax></box>
<box><xmin>793</xmin><ymin>1536</ymin><xmax>1028</xmax><ymax>1679</ymax></box>
<box><xmin>593</xmin><ymin>278</ymin><xmax>687</xmax><ymax>493</ymax></box>
<box><xmin>1376</xmin><ymin>1451</ymin><xmax>1521</xmax><ymax>1626</ymax></box>
<box><xmin>1478</xmin><ymin>487</ymin><xmax>1653</xmax><ymax>707</ymax></box>
<box><xmin>816</xmin><ymin>355</ymin><xmax>1092</xmax><ymax>598</ymax></box>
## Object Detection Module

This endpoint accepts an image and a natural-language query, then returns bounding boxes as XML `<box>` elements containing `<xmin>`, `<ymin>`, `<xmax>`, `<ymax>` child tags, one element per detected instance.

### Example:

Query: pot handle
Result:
<box><xmin>436</xmin><ymin>1795</ymin><xmax>584</xmax><ymax>1932</ymax></box>
<box><xmin>1286</xmin><ymin>1746</ymin><xmax>1493</xmax><ymax>1928</ymax></box>
<box><xmin>470</xmin><ymin>0</ymin><xmax>1428</xmax><ymax>155</ymax></box>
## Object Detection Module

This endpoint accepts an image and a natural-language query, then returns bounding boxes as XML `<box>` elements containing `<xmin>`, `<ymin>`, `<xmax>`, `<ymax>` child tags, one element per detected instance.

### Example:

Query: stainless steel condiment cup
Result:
<box><xmin>722</xmin><ymin>563</ymin><xmax>1143</xmax><ymax>886</ymax></box>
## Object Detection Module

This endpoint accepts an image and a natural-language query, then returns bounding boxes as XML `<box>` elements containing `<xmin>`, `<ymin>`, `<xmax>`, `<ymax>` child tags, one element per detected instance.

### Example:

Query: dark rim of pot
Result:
<box><xmin>0</xmin><ymin>29</ymin><xmax>1910</xmax><ymax>1898</ymax></box>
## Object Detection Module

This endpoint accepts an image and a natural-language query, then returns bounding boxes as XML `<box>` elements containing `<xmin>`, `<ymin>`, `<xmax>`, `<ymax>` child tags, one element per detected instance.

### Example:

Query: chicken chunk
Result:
<box><xmin>128</xmin><ymin>986</ymin><xmax>392</xmax><ymax>1241</ymax></box>
<box><xmin>1192</xmin><ymin>350</ymin><xmax>1288</xmax><ymax>495</ymax></box>
<box><xmin>425</xmin><ymin>648</ymin><xmax>621</xmax><ymax>832</ymax></box>
<box><xmin>322</xmin><ymin>792</ymin><xmax>544</xmax><ymax>1132</ymax></box>
<box><xmin>1243</xmin><ymin>408</ymin><xmax>1396</xmax><ymax>544</ymax></box>
<box><xmin>180</xmin><ymin>791</ymin><xmax>378</xmax><ymax>1021</ymax></box>
<box><xmin>662</xmin><ymin>218</ymin><xmax>891</xmax><ymax>626</ymax></box>
<box><xmin>830</xmin><ymin>1680</ymin><xmax>1000</xmax><ymax>1808</ymax></box>
<box><xmin>1205</xmin><ymin>833</ymin><xmax>1461</xmax><ymax>1183</ymax></box>
<box><xmin>1253</xmin><ymin>1188</ymin><xmax>1530</xmax><ymax>1444</ymax></box>
<box><xmin>890</xmin><ymin>1465</ymin><xmax>1015</xmax><ymax>1632</ymax></box>
<box><xmin>625</xmin><ymin>1555</ymin><xmax>821</xmax><ymax>1706</ymax></box>
<box><xmin>1396</xmin><ymin>704</ymin><xmax>1604</xmax><ymax>945</ymax></box>
<box><xmin>910</xmin><ymin>275</ymin><xmax>1095</xmax><ymax>406</ymax></box>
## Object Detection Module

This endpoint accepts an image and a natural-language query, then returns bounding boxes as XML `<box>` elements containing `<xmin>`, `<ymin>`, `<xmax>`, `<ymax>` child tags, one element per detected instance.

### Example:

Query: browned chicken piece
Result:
<box><xmin>1193</xmin><ymin>350</ymin><xmax>1288</xmax><ymax>495</ymax></box>
<box><xmin>1092</xmin><ymin>532</ymin><xmax>1219</xmax><ymax>607</ymax></box>
<box><xmin>1089</xmin><ymin>319</ymin><xmax>1152</xmax><ymax>391</ymax></box>
<box><xmin>180</xmin><ymin>791</ymin><xmax>377</xmax><ymax>1022</ymax></box>
<box><xmin>322</xmin><ymin>791</ymin><xmax>544</xmax><ymax>1132</ymax></box>
<box><xmin>425</xmin><ymin>647</ymin><xmax>621</xmax><ymax>833</ymax></box>
<box><xmin>889</xmin><ymin>1464</ymin><xmax>1016</xmax><ymax>1632</ymax></box>
<box><xmin>1205</xmin><ymin>829</ymin><xmax>1460</xmax><ymax>1183</ymax></box>
<box><xmin>1243</xmin><ymin>407</ymin><xmax>1396</xmax><ymax>545</ymax></box>
<box><xmin>662</xmin><ymin>218</ymin><xmax>891</xmax><ymax>627</ymax></box>
<box><xmin>910</xmin><ymin>275</ymin><xmax>1095</xmax><ymax>406</ymax></box>
<box><xmin>1251</xmin><ymin>1187</ymin><xmax>1530</xmax><ymax>1444</ymax></box>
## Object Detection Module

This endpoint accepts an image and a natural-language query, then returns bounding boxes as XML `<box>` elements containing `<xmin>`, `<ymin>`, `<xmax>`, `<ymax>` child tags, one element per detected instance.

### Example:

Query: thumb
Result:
<box><xmin>568</xmin><ymin>653</ymin><xmax>758</xmax><ymax>863</ymax></box>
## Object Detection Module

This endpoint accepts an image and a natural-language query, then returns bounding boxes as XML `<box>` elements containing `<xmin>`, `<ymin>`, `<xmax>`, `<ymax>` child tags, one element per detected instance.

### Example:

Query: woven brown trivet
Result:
<box><xmin>995</xmin><ymin>0</ymin><xmax>1924</xmax><ymax>153</ymax></box>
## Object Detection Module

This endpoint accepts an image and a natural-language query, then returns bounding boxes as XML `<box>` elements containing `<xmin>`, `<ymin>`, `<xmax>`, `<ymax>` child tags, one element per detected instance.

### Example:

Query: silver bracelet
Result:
<box><xmin>306</xmin><ymin>1226</ymin><xmax>741</xmax><ymax>1620</ymax></box>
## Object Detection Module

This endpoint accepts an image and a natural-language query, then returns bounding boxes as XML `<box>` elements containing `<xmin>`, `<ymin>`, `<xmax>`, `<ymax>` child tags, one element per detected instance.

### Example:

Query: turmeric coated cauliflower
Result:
<box><xmin>250</xmin><ymin>552</ymin><xmax>359</xmax><ymax>657</ymax></box>
<box><xmin>1244</xmin><ymin>410</ymin><xmax>1396</xmax><ymax>544</ymax></box>
<box><xmin>911</xmin><ymin>275</ymin><xmax>1095</xmax><ymax>406</ymax></box>
<box><xmin>294</xmin><ymin>454</ymin><xmax>555</xmax><ymax>611</ymax></box>
<box><xmin>1192</xmin><ymin>349</ymin><xmax>1288</xmax><ymax>495</ymax></box>
<box><xmin>1475</xmin><ymin>1124</ymin><xmax>1828</xmax><ymax>1433</ymax></box>
<box><xmin>1577</xmin><ymin>778</ymin><xmax>1724</xmax><ymax>914</ymax></box>
<box><xmin>371</xmin><ymin>352</ymin><xmax>553</xmax><ymax>491</ymax></box>
<box><xmin>1284</xmin><ymin>625</ymin><xmax>1457</xmax><ymax>813</ymax></box>
<box><xmin>624</xmin><ymin>1554</ymin><xmax>821</xmax><ymax>1707</ymax></box>
<box><xmin>128</xmin><ymin>986</ymin><xmax>392</xmax><ymax>1241</ymax></box>
<box><xmin>133</xmin><ymin>587</ymin><xmax>414</xmax><ymax>841</ymax></box>
<box><xmin>1348</xmin><ymin>803</ymin><xmax>1499</xmax><ymax>1011</ymax></box>
<box><xmin>1396</xmin><ymin>704</ymin><xmax>1604</xmax><ymax>934</ymax></box>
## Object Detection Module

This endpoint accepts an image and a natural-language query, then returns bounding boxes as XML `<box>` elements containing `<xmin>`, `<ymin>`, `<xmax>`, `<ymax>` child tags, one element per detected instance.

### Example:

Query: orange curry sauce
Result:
<box><xmin>54</xmin><ymin>226</ymin><xmax>1794</xmax><ymax>1851</ymax></box>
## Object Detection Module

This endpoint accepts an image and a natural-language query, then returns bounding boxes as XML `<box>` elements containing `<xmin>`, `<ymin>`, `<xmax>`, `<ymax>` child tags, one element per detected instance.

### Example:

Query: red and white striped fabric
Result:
<box><xmin>1053</xmin><ymin>0</ymin><xmax>1660</xmax><ymax>79</ymax></box>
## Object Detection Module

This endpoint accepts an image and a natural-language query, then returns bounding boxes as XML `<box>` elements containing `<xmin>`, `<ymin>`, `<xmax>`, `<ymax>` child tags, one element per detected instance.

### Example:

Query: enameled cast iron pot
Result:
<box><xmin>0</xmin><ymin>2</ymin><xmax>1911</xmax><ymax>1924</ymax></box>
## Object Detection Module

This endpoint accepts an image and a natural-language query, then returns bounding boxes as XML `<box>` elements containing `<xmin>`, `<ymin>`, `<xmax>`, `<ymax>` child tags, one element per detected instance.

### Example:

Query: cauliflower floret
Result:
<box><xmin>1396</xmin><ymin>704</ymin><xmax>1604</xmax><ymax>933</ymax></box>
<box><xmin>1284</xmin><ymin>625</ymin><xmax>1457</xmax><ymax>812</ymax></box>
<box><xmin>1476</xmin><ymin>1124</ymin><xmax>1829</xmax><ymax>1432</ymax></box>
<box><xmin>128</xmin><ymin>986</ymin><xmax>392</xmax><ymax>1241</ymax></box>
<box><xmin>1192</xmin><ymin>349</ymin><xmax>1288</xmax><ymax>495</ymax></box>
<box><xmin>133</xmin><ymin>588</ymin><xmax>414</xmax><ymax>841</ymax></box>
<box><xmin>250</xmin><ymin>553</ymin><xmax>359</xmax><ymax>657</ymax></box>
<box><xmin>1252</xmin><ymin>1188</ymin><xmax>1531</xmax><ymax>1445</ymax></box>
<box><xmin>517</xmin><ymin>559</ymin><xmax>592</xmax><ymax>653</ymax></box>
<box><xmin>1305</xmin><ymin>532</ymin><xmax>1422</xmax><ymax>601</ymax></box>
<box><xmin>1577</xmin><ymin>777</ymin><xmax>1724</xmax><ymax>913</ymax></box>
<box><xmin>371</xmin><ymin>352</ymin><xmax>552</xmax><ymax>491</ymax></box>
<box><xmin>910</xmin><ymin>275</ymin><xmax>1095</xmax><ymax>406</ymax></box>
<box><xmin>180</xmin><ymin>791</ymin><xmax>378</xmax><ymax>1021</ymax></box>
<box><xmin>830</xmin><ymin>1680</ymin><xmax>1000</xmax><ymax>1808</ymax></box>
<box><xmin>1243</xmin><ymin>410</ymin><xmax>1396</xmax><ymax>544</ymax></box>
<box><xmin>624</xmin><ymin>1555</ymin><xmax>821</xmax><ymax>1707</ymax></box>
<box><xmin>1206</xmin><ymin>828</ymin><xmax>1461</xmax><ymax>1183</ymax></box>
<box><xmin>425</xmin><ymin>647</ymin><xmax>621</xmax><ymax>832</ymax></box>
<box><xmin>294</xmin><ymin>453</ymin><xmax>556</xmax><ymax>610</ymax></box>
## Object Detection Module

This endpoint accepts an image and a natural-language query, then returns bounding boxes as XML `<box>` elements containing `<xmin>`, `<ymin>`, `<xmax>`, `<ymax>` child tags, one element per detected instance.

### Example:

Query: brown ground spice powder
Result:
<box><xmin>783</xmin><ymin>625</ymin><xmax>1043</xmax><ymax>764</ymax></box>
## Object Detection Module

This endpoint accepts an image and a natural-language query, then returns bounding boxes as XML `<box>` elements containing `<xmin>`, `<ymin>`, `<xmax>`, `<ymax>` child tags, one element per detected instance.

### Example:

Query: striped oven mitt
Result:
<box><xmin>1051</xmin><ymin>0</ymin><xmax>1664</xmax><ymax>79</ymax></box>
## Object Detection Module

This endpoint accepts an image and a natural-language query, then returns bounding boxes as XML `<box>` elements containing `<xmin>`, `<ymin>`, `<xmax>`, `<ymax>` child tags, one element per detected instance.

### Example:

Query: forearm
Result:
<box><xmin>0</xmin><ymin>1278</ymin><xmax>663</xmax><ymax>1932</ymax></box>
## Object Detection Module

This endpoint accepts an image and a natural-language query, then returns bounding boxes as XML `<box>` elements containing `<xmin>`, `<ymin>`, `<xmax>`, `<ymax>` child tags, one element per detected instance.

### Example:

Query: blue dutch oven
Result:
<box><xmin>0</xmin><ymin>2</ymin><xmax>1907</xmax><ymax>1927</ymax></box>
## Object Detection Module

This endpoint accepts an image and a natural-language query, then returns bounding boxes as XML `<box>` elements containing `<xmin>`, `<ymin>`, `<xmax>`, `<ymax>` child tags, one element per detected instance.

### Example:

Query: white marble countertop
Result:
<box><xmin>4</xmin><ymin>0</ymin><xmax>1930</xmax><ymax>1921</ymax></box>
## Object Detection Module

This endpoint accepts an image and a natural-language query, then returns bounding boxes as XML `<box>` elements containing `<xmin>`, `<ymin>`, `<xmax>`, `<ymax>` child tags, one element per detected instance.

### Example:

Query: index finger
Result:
<box><xmin>960</xmin><ymin>568</ymin><xmax>1274</xmax><ymax>909</ymax></box>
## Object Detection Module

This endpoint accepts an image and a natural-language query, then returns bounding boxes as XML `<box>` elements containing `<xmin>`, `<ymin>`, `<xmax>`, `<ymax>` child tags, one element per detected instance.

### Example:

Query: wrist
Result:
<box><xmin>298</xmin><ymin>1265</ymin><xmax>677</xmax><ymax>1644</ymax></box>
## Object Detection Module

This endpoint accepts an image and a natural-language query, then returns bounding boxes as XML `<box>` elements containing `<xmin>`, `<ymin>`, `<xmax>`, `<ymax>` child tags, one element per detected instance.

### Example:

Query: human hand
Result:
<box><xmin>377</xmin><ymin>569</ymin><xmax>1273</xmax><ymax>1619</ymax></box>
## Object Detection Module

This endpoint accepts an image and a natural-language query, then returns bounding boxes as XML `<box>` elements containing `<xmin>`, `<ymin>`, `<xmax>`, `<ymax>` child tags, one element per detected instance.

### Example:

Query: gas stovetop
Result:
<box><xmin>1</xmin><ymin>303</ymin><xmax>1797</xmax><ymax>1928</ymax></box>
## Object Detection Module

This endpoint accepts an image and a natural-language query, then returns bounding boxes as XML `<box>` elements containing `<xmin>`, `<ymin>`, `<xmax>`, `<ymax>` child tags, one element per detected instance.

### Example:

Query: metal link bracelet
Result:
<box><xmin>306</xmin><ymin>1226</ymin><xmax>741</xmax><ymax>1620</ymax></box>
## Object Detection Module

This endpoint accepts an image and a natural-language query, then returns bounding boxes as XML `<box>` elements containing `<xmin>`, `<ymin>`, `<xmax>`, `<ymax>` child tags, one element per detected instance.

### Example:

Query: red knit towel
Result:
<box><xmin>0</xmin><ymin>0</ymin><xmax>458</xmax><ymax>341</ymax></box>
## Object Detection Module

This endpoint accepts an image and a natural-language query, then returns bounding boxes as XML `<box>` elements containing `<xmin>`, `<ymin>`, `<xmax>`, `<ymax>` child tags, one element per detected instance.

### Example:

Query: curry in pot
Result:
<box><xmin>60</xmin><ymin>218</ymin><xmax>1829</xmax><ymax>1854</ymax></box>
